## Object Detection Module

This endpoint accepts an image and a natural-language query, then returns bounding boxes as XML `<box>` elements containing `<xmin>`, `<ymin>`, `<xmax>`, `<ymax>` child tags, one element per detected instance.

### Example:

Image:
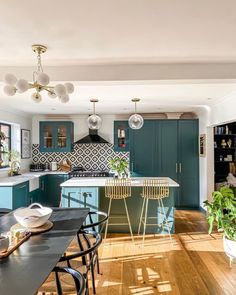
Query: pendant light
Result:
<box><xmin>128</xmin><ymin>98</ymin><xmax>144</xmax><ymax>129</ymax></box>
<box><xmin>87</xmin><ymin>99</ymin><xmax>102</xmax><ymax>130</ymax></box>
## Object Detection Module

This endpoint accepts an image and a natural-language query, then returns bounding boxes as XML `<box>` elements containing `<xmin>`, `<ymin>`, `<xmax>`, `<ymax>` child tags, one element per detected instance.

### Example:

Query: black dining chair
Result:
<box><xmin>38</xmin><ymin>266</ymin><xmax>86</xmax><ymax>295</ymax></box>
<box><xmin>81</xmin><ymin>211</ymin><xmax>108</xmax><ymax>275</ymax></box>
<box><xmin>60</xmin><ymin>229</ymin><xmax>102</xmax><ymax>295</ymax></box>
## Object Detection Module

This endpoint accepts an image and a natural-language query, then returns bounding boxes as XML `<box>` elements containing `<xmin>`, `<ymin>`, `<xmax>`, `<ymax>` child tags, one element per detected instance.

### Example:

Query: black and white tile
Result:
<box><xmin>32</xmin><ymin>144</ymin><xmax>129</xmax><ymax>171</ymax></box>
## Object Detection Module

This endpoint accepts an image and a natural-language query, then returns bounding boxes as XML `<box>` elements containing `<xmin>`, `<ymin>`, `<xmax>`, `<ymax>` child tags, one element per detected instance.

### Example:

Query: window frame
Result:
<box><xmin>0</xmin><ymin>122</ymin><xmax>11</xmax><ymax>168</ymax></box>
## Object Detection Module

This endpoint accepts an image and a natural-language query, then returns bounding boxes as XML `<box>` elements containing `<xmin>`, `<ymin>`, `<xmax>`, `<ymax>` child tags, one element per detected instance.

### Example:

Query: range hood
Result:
<box><xmin>74</xmin><ymin>129</ymin><xmax>109</xmax><ymax>144</ymax></box>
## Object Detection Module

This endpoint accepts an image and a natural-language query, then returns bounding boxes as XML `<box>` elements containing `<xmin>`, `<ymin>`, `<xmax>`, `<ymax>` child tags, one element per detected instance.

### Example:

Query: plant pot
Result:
<box><xmin>223</xmin><ymin>235</ymin><xmax>236</xmax><ymax>267</ymax></box>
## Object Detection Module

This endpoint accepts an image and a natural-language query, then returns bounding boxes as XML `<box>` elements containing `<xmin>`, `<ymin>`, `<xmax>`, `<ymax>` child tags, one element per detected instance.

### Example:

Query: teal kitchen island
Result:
<box><xmin>60</xmin><ymin>177</ymin><xmax>179</xmax><ymax>234</ymax></box>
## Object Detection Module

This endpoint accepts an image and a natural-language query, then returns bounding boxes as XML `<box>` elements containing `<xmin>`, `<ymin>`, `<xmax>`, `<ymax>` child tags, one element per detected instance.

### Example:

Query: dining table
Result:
<box><xmin>0</xmin><ymin>207</ymin><xmax>89</xmax><ymax>295</ymax></box>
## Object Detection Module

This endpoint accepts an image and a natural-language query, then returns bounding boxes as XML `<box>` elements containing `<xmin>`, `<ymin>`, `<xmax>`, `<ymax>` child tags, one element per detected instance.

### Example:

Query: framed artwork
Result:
<box><xmin>21</xmin><ymin>129</ymin><xmax>31</xmax><ymax>159</ymax></box>
<box><xmin>199</xmin><ymin>134</ymin><xmax>206</xmax><ymax>157</ymax></box>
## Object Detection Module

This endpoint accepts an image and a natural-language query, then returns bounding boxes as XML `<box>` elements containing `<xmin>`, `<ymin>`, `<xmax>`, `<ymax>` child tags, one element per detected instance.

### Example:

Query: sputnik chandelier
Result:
<box><xmin>3</xmin><ymin>44</ymin><xmax>74</xmax><ymax>103</ymax></box>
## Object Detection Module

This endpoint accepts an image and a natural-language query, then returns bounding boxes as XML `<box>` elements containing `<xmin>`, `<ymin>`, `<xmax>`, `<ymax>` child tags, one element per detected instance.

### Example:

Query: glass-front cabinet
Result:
<box><xmin>39</xmin><ymin>121</ymin><xmax>74</xmax><ymax>152</ymax></box>
<box><xmin>114</xmin><ymin>121</ymin><xmax>130</xmax><ymax>152</ymax></box>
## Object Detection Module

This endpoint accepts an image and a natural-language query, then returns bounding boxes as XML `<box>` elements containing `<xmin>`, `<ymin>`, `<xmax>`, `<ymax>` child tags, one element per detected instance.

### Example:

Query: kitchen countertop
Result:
<box><xmin>0</xmin><ymin>171</ymin><xmax>69</xmax><ymax>187</ymax></box>
<box><xmin>60</xmin><ymin>177</ymin><xmax>179</xmax><ymax>187</ymax></box>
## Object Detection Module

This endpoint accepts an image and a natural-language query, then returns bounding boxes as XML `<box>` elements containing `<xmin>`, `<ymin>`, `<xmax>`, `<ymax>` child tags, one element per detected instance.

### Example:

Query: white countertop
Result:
<box><xmin>60</xmin><ymin>177</ymin><xmax>179</xmax><ymax>188</ymax></box>
<box><xmin>0</xmin><ymin>171</ymin><xmax>69</xmax><ymax>187</ymax></box>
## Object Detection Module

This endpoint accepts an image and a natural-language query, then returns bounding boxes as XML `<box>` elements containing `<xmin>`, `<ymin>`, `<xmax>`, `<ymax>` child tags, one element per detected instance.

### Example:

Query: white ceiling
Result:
<box><xmin>1</xmin><ymin>0</ymin><xmax>236</xmax><ymax>114</ymax></box>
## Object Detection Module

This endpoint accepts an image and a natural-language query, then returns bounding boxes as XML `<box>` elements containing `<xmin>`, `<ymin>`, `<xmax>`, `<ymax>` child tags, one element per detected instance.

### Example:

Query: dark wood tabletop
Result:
<box><xmin>0</xmin><ymin>207</ymin><xmax>89</xmax><ymax>295</ymax></box>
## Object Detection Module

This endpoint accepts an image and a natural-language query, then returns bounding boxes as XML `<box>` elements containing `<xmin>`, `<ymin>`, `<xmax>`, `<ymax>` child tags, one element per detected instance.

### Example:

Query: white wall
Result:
<box><xmin>0</xmin><ymin>108</ymin><xmax>32</xmax><ymax>177</ymax></box>
<box><xmin>197</xmin><ymin>107</ymin><xmax>214</xmax><ymax>207</ymax></box>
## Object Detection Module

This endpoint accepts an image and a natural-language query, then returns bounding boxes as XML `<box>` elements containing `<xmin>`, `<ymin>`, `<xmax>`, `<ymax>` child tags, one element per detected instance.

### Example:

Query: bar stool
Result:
<box><xmin>104</xmin><ymin>178</ymin><xmax>134</xmax><ymax>241</ymax></box>
<box><xmin>138</xmin><ymin>179</ymin><xmax>172</xmax><ymax>244</ymax></box>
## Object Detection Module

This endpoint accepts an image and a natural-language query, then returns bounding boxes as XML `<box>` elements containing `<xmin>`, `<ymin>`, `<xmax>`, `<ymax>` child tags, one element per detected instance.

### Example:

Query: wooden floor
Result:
<box><xmin>92</xmin><ymin>210</ymin><xmax>236</xmax><ymax>295</ymax></box>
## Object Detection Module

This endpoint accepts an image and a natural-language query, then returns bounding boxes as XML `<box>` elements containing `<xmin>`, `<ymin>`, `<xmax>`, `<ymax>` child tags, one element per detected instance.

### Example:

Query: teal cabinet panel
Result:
<box><xmin>13</xmin><ymin>181</ymin><xmax>29</xmax><ymax>209</ymax></box>
<box><xmin>39</xmin><ymin>121</ymin><xmax>74</xmax><ymax>152</ymax></box>
<box><xmin>61</xmin><ymin>187</ymin><xmax>98</xmax><ymax>210</ymax></box>
<box><xmin>157</xmin><ymin>120</ymin><xmax>178</xmax><ymax>181</ymax></box>
<box><xmin>114</xmin><ymin>121</ymin><xmax>130</xmax><ymax>152</ymax></box>
<box><xmin>38</xmin><ymin>175</ymin><xmax>48</xmax><ymax>205</ymax></box>
<box><xmin>130</xmin><ymin>120</ymin><xmax>156</xmax><ymax>176</ymax></box>
<box><xmin>29</xmin><ymin>189</ymin><xmax>40</xmax><ymax>204</ymax></box>
<box><xmin>0</xmin><ymin>187</ymin><xmax>13</xmax><ymax>209</ymax></box>
<box><xmin>46</xmin><ymin>174</ymin><xmax>69</xmax><ymax>207</ymax></box>
<box><xmin>177</xmin><ymin>120</ymin><xmax>199</xmax><ymax>208</ymax></box>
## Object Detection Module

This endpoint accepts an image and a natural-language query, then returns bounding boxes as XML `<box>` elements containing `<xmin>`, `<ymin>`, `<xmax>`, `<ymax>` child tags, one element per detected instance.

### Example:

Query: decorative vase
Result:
<box><xmin>223</xmin><ymin>235</ymin><xmax>236</xmax><ymax>267</ymax></box>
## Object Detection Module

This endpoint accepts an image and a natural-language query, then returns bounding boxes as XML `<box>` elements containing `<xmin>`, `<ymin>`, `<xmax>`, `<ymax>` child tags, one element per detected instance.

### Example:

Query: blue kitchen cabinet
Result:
<box><xmin>130</xmin><ymin>119</ymin><xmax>199</xmax><ymax>208</ymax></box>
<box><xmin>39</xmin><ymin>121</ymin><xmax>74</xmax><ymax>152</ymax></box>
<box><xmin>46</xmin><ymin>174</ymin><xmax>69</xmax><ymax>207</ymax></box>
<box><xmin>61</xmin><ymin>187</ymin><xmax>98</xmax><ymax>210</ymax></box>
<box><xmin>114</xmin><ymin>121</ymin><xmax>130</xmax><ymax>152</ymax></box>
<box><xmin>0</xmin><ymin>181</ymin><xmax>29</xmax><ymax>210</ymax></box>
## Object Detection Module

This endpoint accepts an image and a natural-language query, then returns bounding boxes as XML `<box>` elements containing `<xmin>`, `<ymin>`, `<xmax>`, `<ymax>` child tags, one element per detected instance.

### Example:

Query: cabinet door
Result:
<box><xmin>157</xmin><ymin>120</ymin><xmax>178</xmax><ymax>180</ymax></box>
<box><xmin>178</xmin><ymin>120</ymin><xmax>199</xmax><ymax>208</ymax></box>
<box><xmin>40</xmin><ymin>122</ymin><xmax>55</xmax><ymax>152</ymax></box>
<box><xmin>38</xmin><ymin>175</ymin><xmax>48</xmax><ymax>205</ymax></box>
<box><xmin>13</xmin><ymin>182</ymin><xmax>29</xmax><ymax>209</ymax></box>
<box><xmin>114</xmin><ymin>121</ymin><xmax>129</xmax><ymax>152</ymax></box>
<box><xmin>54</xmin><ymin>122</ymin><xmax>74</xmax><ymax>152</ymax></box>
<box><xmin>47</xmin><ymin>174</ymin><xmax>69</xmax><ymax>207</ymax></box>
<box><xmin>130</xmin><ymin>120</ymin><xmax>156</xmax><ymax>176</ymax></box>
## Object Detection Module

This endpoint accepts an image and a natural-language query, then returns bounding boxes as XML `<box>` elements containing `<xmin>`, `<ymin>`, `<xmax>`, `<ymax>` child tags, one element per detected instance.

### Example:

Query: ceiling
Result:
<box><xmin>1</xmin><ymin>0</ymin><xmax>236</xmax><ymax>114</ymax></box>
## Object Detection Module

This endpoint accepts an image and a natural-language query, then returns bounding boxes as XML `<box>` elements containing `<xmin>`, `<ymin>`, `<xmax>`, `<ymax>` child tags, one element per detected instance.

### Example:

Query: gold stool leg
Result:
<box><xmin>138</xmin><ymin>197</ymin><xmax>146</xmax><ymax>235</ymax></box>
<box><xmin>123</xmin><ymin>198</ymin><xmax>134</xmax><ymax>242</ymax></box>
<box><xmin>160</xmin><ymin>198</ymin><xmax>172</xmax><ymax>242</ymax></box>
<box><xmin>104</xmin><ymin>198</ymin><xmax>112</xmax><ymax>241</ymax></box>
<box><xmin>142</xmin><ymin>198</ymin><xmax>149</xmax><ymax>245</ymax></box>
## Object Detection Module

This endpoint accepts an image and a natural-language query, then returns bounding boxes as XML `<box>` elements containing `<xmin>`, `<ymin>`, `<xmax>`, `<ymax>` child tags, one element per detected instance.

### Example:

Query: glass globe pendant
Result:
<box><xmin>128</xmin><ymin>98</ymin><xmax>144</xmax><ymax>129</ymax></box>
<box><xmin>87</xmin><ymin>99</ymin><xmax>102</xmax><ymax>130</ymax></box>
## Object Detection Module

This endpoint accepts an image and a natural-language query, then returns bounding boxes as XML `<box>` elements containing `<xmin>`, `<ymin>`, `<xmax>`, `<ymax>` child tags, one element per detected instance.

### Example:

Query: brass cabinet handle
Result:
<box><xmin>176</xmin><ymin>163</ymin><xmax>178</xmax><ymax>173</ymax></box>
<box><xmin>179</xmin><ymin>163</ymin><xmax>182</xmax><ymax>173</ymax></box>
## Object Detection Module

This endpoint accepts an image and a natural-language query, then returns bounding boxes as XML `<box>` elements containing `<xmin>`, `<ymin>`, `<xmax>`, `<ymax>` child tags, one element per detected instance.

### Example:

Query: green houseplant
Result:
<box><xmin>109</xmin><ymin>157</ymin><xmax>129</xmax><ymax>178</ymax></box>
<box><xmin>204</xmin><ymin>186</ymin><xmax>236</xmax><ymax>266</ymax></box>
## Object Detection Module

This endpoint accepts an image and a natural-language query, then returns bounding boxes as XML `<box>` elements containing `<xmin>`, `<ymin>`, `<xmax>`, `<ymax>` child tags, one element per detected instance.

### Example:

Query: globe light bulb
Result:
<box><xmin>48</xmin><ymin>91</ymin><xmax>57</xmax><ymax>99</ymax></box>
<box><xmin>37</xmin><ymin>72</ymin><xmax>50</xmax><ymax>86</ymax></box>
<box><xmin>4</xmin><ymin>85</ymin><xmax>16</xmax><ymax>96</ymax></box>
<box><xmin>128</xmin><ymin>113</ymin><xmax>144</xmax><ymax>129</ymax></box>
<box><xmin>54</xmin><ymin>84</ymin><xmax>66</xmax><ymax>97</ymax></box>
<box><xmin>4</xmin><ymin>73</ymin><xmax>17</xmax><ymax>85</ymax></box>
<box><xmin>64</xmin><ymin>82</ymin><xmax>74</xmax><ymax>94</ymax></box>
<box><xmin>16</xmin><ymin>79</ymin><xmax>29</xmax><ymax>93</ymax></box>
<box><xmin>31</xmin><ymin>92</ymin><xmax>42</xmax><ymax>103</ymax></box>
<box><xmin>87</xmin><ymin>114</ymin><xmax>102</xmax><ymax>130</ymax></box>
<box><xmin>59</xmin><ymin>94</ymin><xmax>70</xmax><ymax>103</ymax></box>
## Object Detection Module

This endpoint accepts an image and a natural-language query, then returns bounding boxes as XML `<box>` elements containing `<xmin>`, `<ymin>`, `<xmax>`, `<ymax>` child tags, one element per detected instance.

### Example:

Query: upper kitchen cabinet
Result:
<box><xmin>114</xmin><ymin>121</ymin><xmax>130</xmax><ymax>152</ymax></box>
<box><xmin>39</xmin><ymin>121</ymin><xmax>74</xmax><ymax>152</ymax></box>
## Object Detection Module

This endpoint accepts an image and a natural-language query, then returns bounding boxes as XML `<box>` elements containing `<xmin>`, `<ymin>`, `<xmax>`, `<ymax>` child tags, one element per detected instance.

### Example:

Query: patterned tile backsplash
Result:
<box><xmin>32</xmin><ymin>144</ymin><xmax>129</xmax><ymax>171</ymax></box>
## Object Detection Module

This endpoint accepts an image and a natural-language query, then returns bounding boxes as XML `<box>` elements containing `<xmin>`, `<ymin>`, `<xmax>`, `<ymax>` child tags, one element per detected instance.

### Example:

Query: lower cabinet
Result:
<box><xmin>0</xmin><ymin>181</ymin><xmax>29</xmax><ymax>210</ymax></box>
<box><xmin>61</xmin><ymin>187</ymin><xmax>98</xmax><ymax>210</ymax></box>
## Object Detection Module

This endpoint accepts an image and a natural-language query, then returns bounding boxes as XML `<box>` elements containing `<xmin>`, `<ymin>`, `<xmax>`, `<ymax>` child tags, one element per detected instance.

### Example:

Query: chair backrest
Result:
<box><xmin>81</xmin><ymin>211</ymin><xmax>108</xmax><ymax>233</ymax></box>
<box><xmin>53</xmin><ymin>266</ymin><xmax>85</xmax><ymax>295</ymax></box>
<box><xmin>60</xmin><ymin>229</ymin><xmax>102</xmax><ymax>272</ymax></box>
<box><xmin>142</xmin><ymin>179</ymin><xmax>169</xmax><ymax>199</ymax></box>
<box><xmin>105</xmin><ymin>178</ymin><xmax>131</xmax><ymax>199</ymax></box>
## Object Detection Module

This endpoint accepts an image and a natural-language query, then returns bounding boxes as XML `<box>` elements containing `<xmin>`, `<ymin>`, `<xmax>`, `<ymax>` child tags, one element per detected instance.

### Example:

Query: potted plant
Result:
<box><xmin>109</xmin><ymin>157</ymin><xmax>129</xmax><ymax>178</ymax></box>
<box><xmin>204</xmin><ymin>186</ymin><xmax>236</xmax><ymax>267</ymax></box>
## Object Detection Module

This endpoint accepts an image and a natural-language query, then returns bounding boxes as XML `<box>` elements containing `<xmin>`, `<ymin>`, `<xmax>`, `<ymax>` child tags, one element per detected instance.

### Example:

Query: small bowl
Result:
<box><xmin>14</xmin><ymin>203</ymin><xmax>52</xmax><ymax>228</ymax></box>
<box><xmin>0</xmin><ymin>235</ymin><xmax>9</xmax><ymax>253</ymax></box>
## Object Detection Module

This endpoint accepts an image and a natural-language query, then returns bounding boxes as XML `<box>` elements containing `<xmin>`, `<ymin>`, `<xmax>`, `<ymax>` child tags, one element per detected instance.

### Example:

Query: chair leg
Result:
<box><xmin>138</xmin><ymin>197</ymin><xmax>146</xmax><ymax>235</ymax></box>
<box><xmin>96</xmin><ymin>250</ymin><xmax>100</xmax><ymax>274</ymax></box>
<box><xmin>160</xmin><ymin>198</ymin><xmax>172</xmax><ymax>242</ymax></box>
<box><xmin>142</xmin><ymin>198</ymin><xmax>149</xmax><ymax>245</ymax></box>
<box><xmin>104</xmin><ymin>198</ymin><xmax>112</xmax><ymax>241</ymax></box>
<box><xmin>123</xmin><ymin>198</ymin><xmax>134</xmax><ymax>242</ymax></box>
<box><xmin>91</xmin><ymin>262</ymin><xmax>96</xmax><ymax>294</ymax></box>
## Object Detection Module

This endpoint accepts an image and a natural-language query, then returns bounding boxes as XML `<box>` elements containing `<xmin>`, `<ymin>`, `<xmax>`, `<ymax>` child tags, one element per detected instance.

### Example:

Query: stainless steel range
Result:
<box><xmin>69</xmin><ymin>166</ymin><xmax>110</xmax><ymax>178</ymax></box>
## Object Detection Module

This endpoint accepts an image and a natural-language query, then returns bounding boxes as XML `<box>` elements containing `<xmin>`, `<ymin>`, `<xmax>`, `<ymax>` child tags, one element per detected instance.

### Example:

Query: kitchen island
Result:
<box><xmin>60</xmin><ymin>177</ymin><xmax>179</xmax><ymax>234</ymax></box>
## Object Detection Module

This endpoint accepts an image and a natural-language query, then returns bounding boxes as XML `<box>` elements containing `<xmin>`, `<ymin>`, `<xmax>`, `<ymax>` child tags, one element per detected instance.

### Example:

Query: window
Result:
<box><xmin>0</xmin><ymin>123</ymin><xmax>11</xmax><ymax>168</ymax></box>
